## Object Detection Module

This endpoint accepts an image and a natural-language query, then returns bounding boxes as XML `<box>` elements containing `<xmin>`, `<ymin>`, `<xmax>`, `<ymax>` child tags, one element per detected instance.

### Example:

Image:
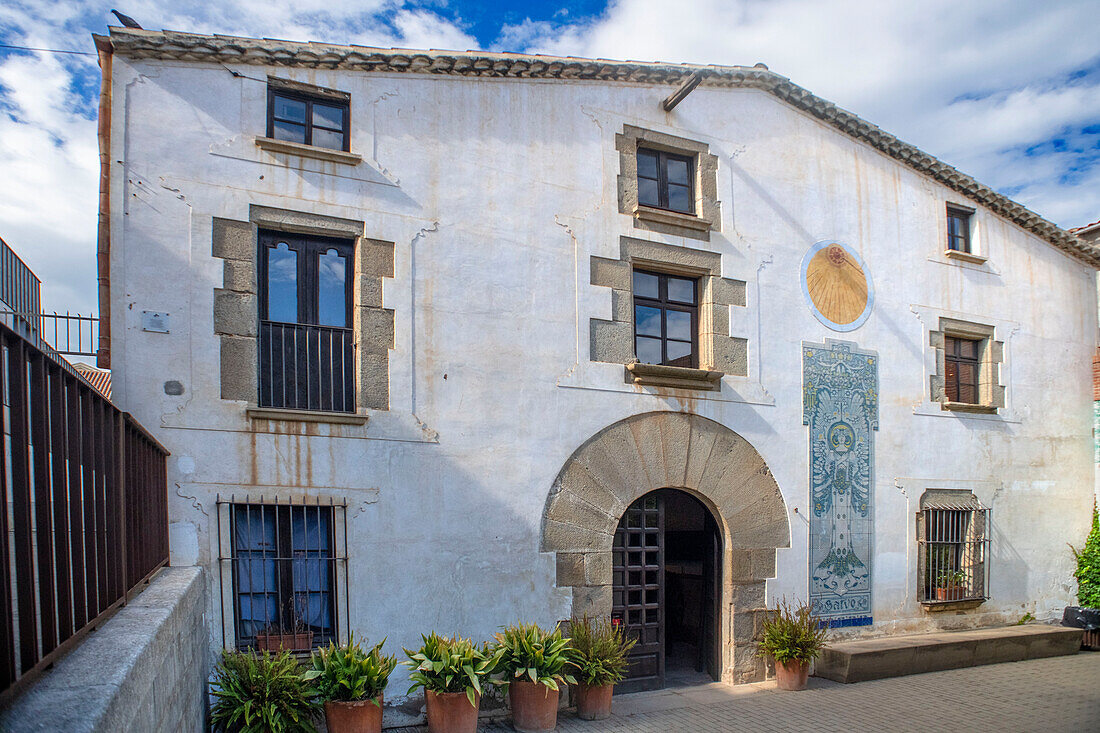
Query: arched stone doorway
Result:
<box><xmin>540</xmin><ymin>411</ymin><xmax>790</xmax><ymax>685</ymax></box>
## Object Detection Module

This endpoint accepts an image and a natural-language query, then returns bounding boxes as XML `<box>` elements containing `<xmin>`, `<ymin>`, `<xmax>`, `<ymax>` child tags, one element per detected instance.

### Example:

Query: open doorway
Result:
<box><xmin>612</xmin><ymin>489</ymin><xmax>721</xmax><ymax>693</ymax></box>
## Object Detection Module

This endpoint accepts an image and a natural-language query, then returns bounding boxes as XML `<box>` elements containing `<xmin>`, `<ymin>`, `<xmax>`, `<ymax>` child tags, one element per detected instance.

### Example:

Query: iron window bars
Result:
<box><xmin>632</xmin><ymin>269</ymin><xmax>699</xmax><ymax>369</ymax></box>
<box><xmin>267</xmin><ymin>84</ymin><xmax>350</xmax><ymax>152</ymax></box>
<box><xmin>258</xmin><ymin>230</ymin><xmax>355</xmax><ymax>412</ymax></box>
<box><xmin>217</xmin><ymin>494</ymin><xmax>349</xmax><ymax>652</ymax></box>
<box><xmin>917</xmin><ymin>505</ymin><xmax>990</xmax><ymax>604</ymax></box>
<box><xmin>947</xmin><ymin>206</ymin><xmax>972</xmax><ymax>253</ymax></box>
<box><xmin>637</xmin><ymin>148</ymin><xmax>695</xmax><ymax>214</ymax></box>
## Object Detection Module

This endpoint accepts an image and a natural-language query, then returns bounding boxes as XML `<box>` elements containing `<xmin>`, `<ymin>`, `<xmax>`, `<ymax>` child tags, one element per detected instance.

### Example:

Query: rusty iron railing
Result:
<box><xmin>0</xmin><ymin>312</ymin><xmax>98</xmax><ymax>358</ymax></box>
<box><xmin>0</xmin><ymin>319</ymin><xmax>169</xmax><ymax>700</ymax></box>
<box><xmin>0</xmin><ymin>239</ymin><xmax>41</xmax><ymax>324</ymax></box>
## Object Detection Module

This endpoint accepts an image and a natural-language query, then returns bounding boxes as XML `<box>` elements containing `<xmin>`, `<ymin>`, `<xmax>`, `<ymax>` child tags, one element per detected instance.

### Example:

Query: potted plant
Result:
<box><xmin>568</xmin><ymin>615</ymin><xmax>636</xmax><ymax>720</ymax></box>
<box><xmin>303</xmin><ymin>634</ymin><xmax>397</xmax><ymax>733</ymax></box>
<box><xmin>489</xmin><ymin>622</ymin><xmax>577</xmax><ymax>733</ymax></box>
<box><xmin>934</xmin><ymin>570</ymin><xmax>969</xmax><ymax>601</ymax></box>
<box><xmin>210</xmin><ymin>648</ymin><xmax>320</xmax><ymax>733</ymax></box>
<box><xmin>757</xmin><ymin>600</ymin><xmax>828</xmax><ymax>691</ymax></box>
<box><xmin>1065</xmin><ymin>502</ymin><xmax>1100</xmax><ymax>649</ymax></box>
<box><xmin>404</xmin><ymin>632</ymin><xmax>495</xmax><ymax>733</ymax></box>
<box><xmin>255</xmin><ymin>596</ymin><xmax>314</xmax><ymax>652</ymax></box>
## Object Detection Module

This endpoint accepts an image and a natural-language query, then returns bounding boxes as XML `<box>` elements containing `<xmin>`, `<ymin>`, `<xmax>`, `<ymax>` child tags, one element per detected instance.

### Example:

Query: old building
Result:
<box><xmin>94</xmin><ymin>26</ymin><xmax>1098</xmax><ymax>696</ymax></box>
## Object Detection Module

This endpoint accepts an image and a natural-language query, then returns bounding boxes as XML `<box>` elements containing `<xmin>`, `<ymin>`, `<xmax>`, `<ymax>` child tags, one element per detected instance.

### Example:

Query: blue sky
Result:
<box><xmin>1</xmin><ymin>0</ymin><xmax>1098</xmax><ymax>314</ymax></box>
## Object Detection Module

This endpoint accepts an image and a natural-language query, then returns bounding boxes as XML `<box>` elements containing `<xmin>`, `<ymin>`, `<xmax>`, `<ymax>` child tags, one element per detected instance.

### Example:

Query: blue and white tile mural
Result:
<box><xmin>802</xmin><ymin>340</ymin><xmax>878</xmax><ymax>627</ymax></box>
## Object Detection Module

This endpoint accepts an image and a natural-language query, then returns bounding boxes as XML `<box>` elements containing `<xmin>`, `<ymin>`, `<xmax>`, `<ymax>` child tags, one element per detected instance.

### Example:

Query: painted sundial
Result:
<box><xmin>800</xmin><ymin>241</ymin><xmax>873</xmax><ymax>332</ymax></box>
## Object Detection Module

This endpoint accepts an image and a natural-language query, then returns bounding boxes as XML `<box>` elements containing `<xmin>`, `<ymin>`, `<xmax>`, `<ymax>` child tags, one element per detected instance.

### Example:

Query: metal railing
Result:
<box><xmin>917</xmin><ymin>507</ymin><xmax>990</xmax><ymax>603</ymax></box>
<box><xmin>259</xmin><ymin>321</ymin><xmax>355</xmax><ymax>413</ymax></box>
<box><xmin>0</xmin><ymin>319</ymin><xmax>169</xmax><ymax>699</ymax></box>
<box><xmin>216</xmin><ymin>495</ymin><xmax>348</xmax><ymax>652</ymax></box>
<box><xmin>0</xmin><ymin>312</ymin><xmax>98</xmax><ymax>358</ymax></box>
<box><xmin>0</xmin><ymin>240</ymin><xmax>41</xmax><ymax>323</ymax></box>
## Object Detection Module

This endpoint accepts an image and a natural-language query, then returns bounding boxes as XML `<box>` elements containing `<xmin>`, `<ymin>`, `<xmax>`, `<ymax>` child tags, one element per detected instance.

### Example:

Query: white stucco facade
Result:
<box><xmin>102</xmin><ymin>30</ymin><xmax>1097</xmax><ymax>693</ymax></box>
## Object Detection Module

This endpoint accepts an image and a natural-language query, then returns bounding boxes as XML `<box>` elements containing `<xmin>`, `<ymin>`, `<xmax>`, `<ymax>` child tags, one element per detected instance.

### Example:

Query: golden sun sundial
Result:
<box><xmin>801</xmin><ymin>241</ymin><xmax>873</xmax><ymax>332</ymax></box>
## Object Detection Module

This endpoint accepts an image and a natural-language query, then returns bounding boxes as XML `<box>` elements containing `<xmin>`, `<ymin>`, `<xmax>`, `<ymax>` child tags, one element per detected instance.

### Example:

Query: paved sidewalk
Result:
<box><xmin>390</xmin><ymin>652</ymin><xmax>1100</xmax><ymax>733</ymax></box>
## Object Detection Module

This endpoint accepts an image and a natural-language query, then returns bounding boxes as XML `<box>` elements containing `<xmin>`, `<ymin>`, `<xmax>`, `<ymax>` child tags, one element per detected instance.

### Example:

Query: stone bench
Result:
<box><xmin>814</xmin><ymin>625</ymin><xmax>1082</xmax><ymax>683</ymax></box>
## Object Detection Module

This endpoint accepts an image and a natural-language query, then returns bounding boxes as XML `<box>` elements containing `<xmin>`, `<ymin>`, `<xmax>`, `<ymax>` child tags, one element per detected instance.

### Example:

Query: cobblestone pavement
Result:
<box><xmin>390</xmin><ymin>652</ymin><xmax>1100</xmax><ymax>733</ymax></box>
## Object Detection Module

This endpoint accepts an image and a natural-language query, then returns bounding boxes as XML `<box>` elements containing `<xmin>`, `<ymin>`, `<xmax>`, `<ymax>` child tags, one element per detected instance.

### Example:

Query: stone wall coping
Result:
<box><xmin>625</xmin><ymin>362</ymin><xmax>723</xmax><ymax>391</ymax></box>
<box><xmin>101</xmin><ymin>27</ymin><xmax>1100</xmax><ymax>267</ymax></box>
<box><xmin>0</xmin><ymin>566</ymin><xmax>208</xmax><ymax>733</ymax></box>
<box><xmin>942</xmin><ymin>249</ymin><xmax>988</xmax><ymax>265</ymax></box>
<box><xmin>633</xmin><ymin>205</ymin><xmax>712</xmax><ymax>232</ymax></box>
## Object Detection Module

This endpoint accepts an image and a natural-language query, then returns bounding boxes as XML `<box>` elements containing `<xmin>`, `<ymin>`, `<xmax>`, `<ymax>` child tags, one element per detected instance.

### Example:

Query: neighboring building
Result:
<box><xmin>95</xmin><ymin>26</ymin><xmax>1098</xmax><ymax>697</ymax></box>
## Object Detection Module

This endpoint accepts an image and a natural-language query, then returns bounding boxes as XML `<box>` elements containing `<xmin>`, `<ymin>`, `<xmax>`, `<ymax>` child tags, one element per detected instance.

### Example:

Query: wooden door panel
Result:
<box><xmin>613</xmin><ymin>494</ymin><xmax>664</xmax><ymax>694</ymax></box>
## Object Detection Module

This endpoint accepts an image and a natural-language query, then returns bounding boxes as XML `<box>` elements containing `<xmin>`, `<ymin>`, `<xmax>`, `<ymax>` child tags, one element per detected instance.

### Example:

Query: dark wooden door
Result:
<box><xmin>612</xmin><ymin>493</ymin><xmax>665</xmax><ymax>693</ymax></box>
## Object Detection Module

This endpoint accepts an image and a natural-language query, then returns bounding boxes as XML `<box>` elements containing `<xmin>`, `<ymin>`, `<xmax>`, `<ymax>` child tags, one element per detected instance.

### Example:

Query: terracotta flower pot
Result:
<box><xmin>509</xmin><ymin>679</ymin><xmax>559</xmax><ymax>733</ymax></box>
<box><xmin>254</xmin><ymin>631</ymin><xmax>314</xmax><ymax>652</ymax></box>
<box><xmin>934</xmin><ymin>586</ymin><xmax>967</xmax><ymax>601</ymax></box>
<box><xmin>573</xmin><ymin>683</ymin><xmax>613</xmax><ymax>721</ymax></box>
<box><xmin>324</xmin><ymin>695</ymin><xmax>383</xmax><ymax>733</ymax></box>
<box><xmin>774</xmin><ymin>659</ymin><xmax>810</xmax><ymax>691</ymax></box>
<box><xmin>425</xmin><ymin>690</ymin><xmax>480</xmax><ymax>733</ymax></box>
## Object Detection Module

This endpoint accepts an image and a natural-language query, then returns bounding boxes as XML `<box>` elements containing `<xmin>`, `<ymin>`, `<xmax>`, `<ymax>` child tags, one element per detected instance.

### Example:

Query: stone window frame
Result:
<box><xmin>616</xmin><ymin>125</ymin><xmax>720</xmax><ymax>241</ymax></box>
<box><xmin>929</xmin><ymin>318</ymin><xmax>1004</xmax><ymax>414</ymax></box>
<box><xmin>942</xmin><ymin>202</ymin><xmax>987</xmax><ymax>265</ymax></box>
<box><xmin>213</xmin><ymin>205</ymin><xmax>394</xmax><ymax>422</ymax></box>
<box><xmin>590</xmin><ymin>237</ymin><xmax>746</xmax><ymax>390</ymax></box>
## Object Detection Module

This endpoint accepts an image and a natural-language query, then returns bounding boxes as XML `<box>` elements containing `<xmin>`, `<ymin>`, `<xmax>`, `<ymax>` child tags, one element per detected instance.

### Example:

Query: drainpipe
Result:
<box><xmin>93</xmin><ymin>34</ymin><xmax>112</xmax><ymax>370</ymax></box>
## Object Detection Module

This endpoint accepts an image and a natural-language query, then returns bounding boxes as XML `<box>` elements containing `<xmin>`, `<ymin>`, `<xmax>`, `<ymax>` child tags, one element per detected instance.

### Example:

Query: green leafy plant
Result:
<box><xmin>403</xmin><ymin>632</ymin><xmax>496</xmax><ymax>708</ymax></box>
<box><xmin>488</xmin><ymin>622</ymin><xmax>578</xmax><ymax>692</ymax></box>
<box><xmin>1071</xmin><ymin>502</ymin><xmax>1100</xmax><ymax>608</ymax></box>
<box><xmin>210</xmin><ymin>649</ymin><xmax>319</xmax><ymax>733</ymax></box>
<box><xmin>1015</xmin><ymin>612</ymin><xmax>1036</xmax><ymax>625</ymax></box>
<box><xmin>935</xmin><ymin>569</ymin><xmax>968</xmax><ymax>588</ymax></box>
<box><xmin>568</xmin><ymin>616</ymin><xmax>636</xmax><ymax>686</ymax></box>
<box><xmin>757</xmin><ymin>600</ymin><xmax>829</xmax><ymax>665</ymax></box>
<box><xmin>303</xmin><ymin>633</ymin><xmax>397</xmax><ymax>704</ymax></box>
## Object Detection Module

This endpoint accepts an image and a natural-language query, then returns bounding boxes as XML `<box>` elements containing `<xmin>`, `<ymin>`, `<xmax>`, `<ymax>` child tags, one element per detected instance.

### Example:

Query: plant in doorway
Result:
<box><xmin>303</xmin><ymin>634</ymin><xmax>397</xmax><ymax>733</ymax></box>
<box><xmin>568</xmin><ymin>615</ymin><xmax>637</xmax><ymax>720</ymax></box>
<box><xmin>210</xmin><ymin>648</ymin><xmax>320</xmax><ymax>733</ymax></box>
<box><xmin>489</xmin><ymin>622</ymin><xmax>578</xmax><ymax>733</ymax></box>
<box><xmin>757</xmin><ymin>600</ymin><xmax>828</xmax><ymax>691</ymax></box>
<box><xmin>404</xmin><ymin>632</ymin><xmax>496</xmax><ymax>733</ymax></box>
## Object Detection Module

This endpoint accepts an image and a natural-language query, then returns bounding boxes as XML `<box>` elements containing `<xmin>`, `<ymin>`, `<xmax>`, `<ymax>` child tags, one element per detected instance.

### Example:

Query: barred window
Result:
<box><xmin>217</xmin><ymin>496</ymin><xmax>348</xmax><ymax>651</ymax></box>
<box><xmin>917</xmin><ymin>492</ymin><xmax>989</xmax><ymax>605</ymax></box>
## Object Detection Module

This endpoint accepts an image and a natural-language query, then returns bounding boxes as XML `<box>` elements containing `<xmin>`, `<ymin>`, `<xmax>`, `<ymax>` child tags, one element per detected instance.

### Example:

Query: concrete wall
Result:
<box><xmin>0</xmin><ymin>567</ymin><xmax>209</xmax><ymax>732</ymax></box>
<box><xmin>105</xmin><ymin>54</ymin><xmax>1096</xmax><ymax>693</ymax></box>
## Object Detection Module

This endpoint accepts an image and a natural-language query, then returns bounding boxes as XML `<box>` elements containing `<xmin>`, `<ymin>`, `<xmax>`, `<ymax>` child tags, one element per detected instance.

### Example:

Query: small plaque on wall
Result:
<box><xmin>142</xmin><ymin>311</ymin><xmax>170</xmax><ymax>333</ymax></box>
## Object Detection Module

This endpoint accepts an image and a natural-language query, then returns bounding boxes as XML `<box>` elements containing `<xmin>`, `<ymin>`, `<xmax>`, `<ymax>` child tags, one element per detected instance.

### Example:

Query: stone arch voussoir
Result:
<box><xmin>540</xmin><ymin>410</ymin><xmax>790</xmax><ymax>683</ymax></box>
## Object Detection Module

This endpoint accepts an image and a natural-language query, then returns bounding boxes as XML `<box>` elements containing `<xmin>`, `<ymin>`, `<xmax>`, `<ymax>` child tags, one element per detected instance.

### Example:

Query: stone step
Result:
<box><xmin>814</xmin><ymin>625</ymin><xmax>1083</xmax><ymax>683</ymax></box>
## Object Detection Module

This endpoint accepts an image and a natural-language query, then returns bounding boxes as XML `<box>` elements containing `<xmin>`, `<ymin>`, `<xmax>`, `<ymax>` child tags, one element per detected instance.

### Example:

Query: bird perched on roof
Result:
<box><xmin>111</xmin><ymin>9</ymin><xmax>143</xmax><ymax>29</ymax></box>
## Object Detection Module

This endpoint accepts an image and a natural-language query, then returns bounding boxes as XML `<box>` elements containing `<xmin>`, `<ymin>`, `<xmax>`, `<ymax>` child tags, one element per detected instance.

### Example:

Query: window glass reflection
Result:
<box><xmin>318</xmin><ymin>248</ymin><xmax>347</xmax><ymax>327</ymax></box>
<box><xmin>266</xmin><ymin>242</ymin><xmax>298</xmax><ymax>323</ymax></box>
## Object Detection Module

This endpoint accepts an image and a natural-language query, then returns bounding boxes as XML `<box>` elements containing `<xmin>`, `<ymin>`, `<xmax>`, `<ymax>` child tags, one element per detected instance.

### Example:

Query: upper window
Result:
<box><xmin>633</xmin><ymin>269</ymin><xmax>698</xmax><ymax>368</ymax></box>
<box><xmin>637</xmin><ymin>148</ymin><xmax>695</xmax><ymax>214</ymax></box>
<box><xmin>258</xmin><ymin>230</ymin><xmax>355</xmax><ymax>412</ymax></box>
<box><xmin>943</xmin><ymin>336</ymin><xmax>980</xmax><ymax>404</ymax></box>
<box><xmin>946</xmin><ymin>206</ymin><xmax>972</xmax><ymax>253</ymax></box>
<box><xmin>267</xmin><ymin>86</ymin><xmax>350</xmax><ymax>152</ymax></box>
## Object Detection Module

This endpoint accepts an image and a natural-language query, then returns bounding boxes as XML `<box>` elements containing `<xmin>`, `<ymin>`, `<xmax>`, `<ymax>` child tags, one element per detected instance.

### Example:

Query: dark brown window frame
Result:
<box><xmin>257</xmin><ymin>230</ymin><xmax>356</xmax><ymax>412</ymax></box>
<box><xmin>266</xmin><ymin>85</ymin><xmax>351</xmax><ymax>152</ymax></box>
<box><xmin>946</xmin><ymin>206</ymin><xmax>972</xmax><ymax>253</ymax></box>
<box><xmin>637</xmin><ymin>148</ymin><xmax>696</xmax><ymax>214</ymax></box>
<box><xmin>944</xmin><ymin>335</ymin><xmax>981</xmax><ymax>404</ymax></box>
<box><xmin>633</xmin><ymin>269</ymin><xmax>699</xmax><ymax>369</ymax></box>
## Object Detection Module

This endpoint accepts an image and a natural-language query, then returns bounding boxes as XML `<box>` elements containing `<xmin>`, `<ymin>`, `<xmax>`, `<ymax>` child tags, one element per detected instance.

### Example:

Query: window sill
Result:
<box><xmin>632</xmin><ymin>205</ymin><xmax>711</xmax><ymax>232</ymax></box>
<box><xmin>943</xmin><ymin>249</ymin><xmax>988</xmax><ymax>265</ymax></box>
<box><xmin>255</xmin><ymin>137</ymin><xmax>363</xmax><ymax>166</ymax></box>
<box><xmin>941</xmin><ymin>401</ymin><xmax>998</xmax><ymax>414</ymax></box>
<box><xmin>246</xmin><ymin>407</ymin><xmax>368</xmax><ymax>425</ymax></box>
<box><xmin>626</xmin><ymin>362</ymin><xmax>723</xmax><ymax>391</ymax></box>
<box><xmin>920</xmin><ymin>598</ymin><xmax>985</xmax><ymax>612</ymax></box>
